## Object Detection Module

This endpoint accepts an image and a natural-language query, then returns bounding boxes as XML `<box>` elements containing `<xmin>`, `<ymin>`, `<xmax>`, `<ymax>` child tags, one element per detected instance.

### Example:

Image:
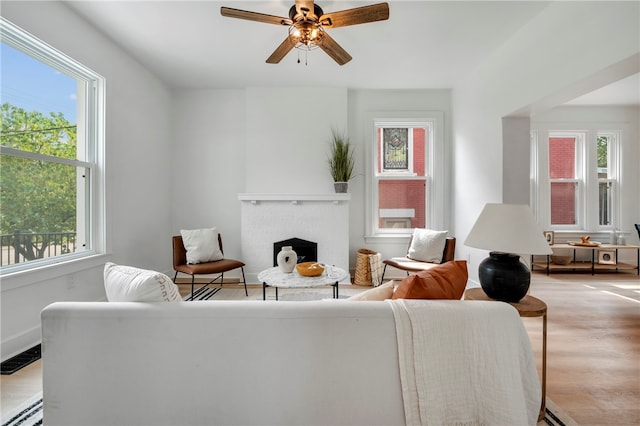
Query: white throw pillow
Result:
<box><xmin>180</xmin><ymin>227</ymin><xmax>223</xmax><ymax>264</ymax></box>
<box><xmin>407</xmin><ymin>228</ymin><xmax>448</xmax><ymax>263</ymax></box>
<box><xmin>104</xmin><ymin>262</ymin><xmax>182</xmax><ymax>302</ymax></box>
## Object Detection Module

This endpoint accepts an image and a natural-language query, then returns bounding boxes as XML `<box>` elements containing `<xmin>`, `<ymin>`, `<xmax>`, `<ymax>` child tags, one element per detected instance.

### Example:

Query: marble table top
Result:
<box><xmin>257</xmin><ymin>265</ymin><xmax>348</xmax><ymax>288</ymax></box>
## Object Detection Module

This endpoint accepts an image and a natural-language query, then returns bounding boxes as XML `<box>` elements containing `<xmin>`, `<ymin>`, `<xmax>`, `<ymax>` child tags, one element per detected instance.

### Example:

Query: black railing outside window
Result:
<box><xmin>0</xmin><ymin>231</ymin><xmax>76</xmax><ymax>267</ymax></box>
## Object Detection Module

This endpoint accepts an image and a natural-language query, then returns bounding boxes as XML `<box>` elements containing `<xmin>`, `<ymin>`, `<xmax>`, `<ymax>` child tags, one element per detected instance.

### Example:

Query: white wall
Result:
<box><xmin>171</xmin><ymin>89</ymin><xmax>246</xmax><ymax>262</ymax></box>
<box><xmin>1</xmin><ymin>1</ymin><xmax>173</xmax><ymax>360</ymax></box>
<box><xmin>170</xmin><ymin>87</ymin><xmax>348</xmax><ymax>272</ymax></box>
<box><xmin>245</xmin><ymin>87</ymin><xmax>348</xmax><ymax>194</ymax></box>
<box><xmin>453</xmin><ymin>1</ymin><xmax>640</xmax><ymax>284</ymax></box>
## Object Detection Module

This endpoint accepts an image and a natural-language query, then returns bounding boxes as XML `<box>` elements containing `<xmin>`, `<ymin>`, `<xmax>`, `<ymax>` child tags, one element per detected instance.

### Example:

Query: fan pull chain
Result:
<box><xmin>296</xmin><ymin>49</ymin><xmax>309</xmax><ymax>66</ymax></box>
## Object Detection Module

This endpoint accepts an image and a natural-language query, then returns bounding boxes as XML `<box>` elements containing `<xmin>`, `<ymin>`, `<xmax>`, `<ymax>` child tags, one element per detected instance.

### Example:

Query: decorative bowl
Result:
<box><xmin>551</xmin><ymin>255</ymin><xmax>572</xmax><ymax>265</ymax></box>
<box><xmin>296</xmin><ymin>262</ymin><xmax>325</xmax><ymax>277</ymax></box>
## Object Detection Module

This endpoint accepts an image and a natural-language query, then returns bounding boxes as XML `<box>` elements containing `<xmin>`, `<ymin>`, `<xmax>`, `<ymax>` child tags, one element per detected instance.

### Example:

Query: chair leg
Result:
<box><xmin>191</xmin><ymin>275</ymin><xmax>195</xmax><ymax>301</ymax></box>
<box><xmin>381</xmin><ymin>264</ymin><xmax>387</xmax><ymax>281</ymax></box>
<box><xmin>241</xmin><ymin>267</ymin><xmax>248</xmax><ymax>296</ymax></box>
<box><xmin>173</xmin><ymin>271</ymin><xmax>178</xmax><ymax>283</ymax></box>
<box><xmin>221</xmin><ymin>273</ymin><xmax>224</xmax><ymax>288</ymax></box>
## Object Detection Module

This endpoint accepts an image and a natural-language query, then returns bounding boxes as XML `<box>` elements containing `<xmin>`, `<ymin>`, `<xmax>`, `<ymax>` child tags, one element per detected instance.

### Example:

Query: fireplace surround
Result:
<box><xmin>239</xmin><ymin>193</ymin><xmax>350</xmax><ymax>283</ymax></box>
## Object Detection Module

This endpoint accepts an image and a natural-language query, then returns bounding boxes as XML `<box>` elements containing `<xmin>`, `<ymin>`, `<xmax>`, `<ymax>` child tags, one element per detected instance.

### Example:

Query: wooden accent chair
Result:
<box><xmin>381</xmin><ymin>237</ymin><xmax>456</xmax><ymax>281</ymax></box>
<box><xmin>172</xmin><ymin>234</ymin><xmax>247</xmax><ymax>300</ymax></box>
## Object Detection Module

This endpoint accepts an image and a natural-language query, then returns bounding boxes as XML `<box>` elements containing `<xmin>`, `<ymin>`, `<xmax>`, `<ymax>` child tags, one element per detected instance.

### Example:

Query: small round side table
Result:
<box><xmin>464</xmin><ymin>287</ymin><xmax>547</xmax><ymax>422</ymax></box>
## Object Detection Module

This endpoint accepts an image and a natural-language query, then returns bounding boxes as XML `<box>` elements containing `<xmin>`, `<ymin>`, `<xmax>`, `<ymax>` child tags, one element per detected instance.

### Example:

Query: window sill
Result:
<box><xmin>364</xmin><ymin>234</ymin><xmax>412</xmax><ymax>244</ymax></box>
<box><xmin>0</xmin><ymin>253</ymin><xmax>111</xmax><ymax>291</ymax></box>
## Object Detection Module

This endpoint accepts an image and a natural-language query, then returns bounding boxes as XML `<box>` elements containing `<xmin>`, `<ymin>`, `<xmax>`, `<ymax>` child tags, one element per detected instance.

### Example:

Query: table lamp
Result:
<box><xmin>464</xmin><ymin>203</ymin><xmax>552</xmax><ymax>302</ymax></box>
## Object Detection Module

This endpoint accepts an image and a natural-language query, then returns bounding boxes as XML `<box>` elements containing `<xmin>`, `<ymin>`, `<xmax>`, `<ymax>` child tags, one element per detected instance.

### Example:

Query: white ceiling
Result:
<box><xmin>63</xmin><ymin>0</ymin><xmax>638</xmax><ymax>105</ymax></box>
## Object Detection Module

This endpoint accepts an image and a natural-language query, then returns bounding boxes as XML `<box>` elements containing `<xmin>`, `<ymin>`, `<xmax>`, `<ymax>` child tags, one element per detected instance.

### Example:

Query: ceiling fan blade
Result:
<box><xmin>266</xmin><ymin>37</ymin><xmax>295</xmax><ymax>64</ymax></box>
<box><xmin>319</xmin><ymin>32</ymin><xmax>352</xmax><ymax>65</ymax></box>
<box><xmin>220</xmin><ymin>7</ymin><xmax>292</xmax><ymax>26</ymax></box>
<box><xmin>320</xmin><ymin>3</ymin><xmax>389</xmax><ymax>28</ymax></box>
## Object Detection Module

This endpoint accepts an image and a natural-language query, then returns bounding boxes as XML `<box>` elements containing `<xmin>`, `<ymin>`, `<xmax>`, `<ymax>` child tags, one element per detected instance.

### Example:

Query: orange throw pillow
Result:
<box><xmin>392</xmin><ymin>260</ymin><xmax>468</xmax><ymax>300</ymax></box>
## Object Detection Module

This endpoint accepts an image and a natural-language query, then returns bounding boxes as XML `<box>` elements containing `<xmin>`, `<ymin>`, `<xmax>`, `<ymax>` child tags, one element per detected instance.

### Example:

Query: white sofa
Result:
<box><xmin>41</xmin><ymin>300</ymin><xmax>541</xmax><ymax>426</ymax></box>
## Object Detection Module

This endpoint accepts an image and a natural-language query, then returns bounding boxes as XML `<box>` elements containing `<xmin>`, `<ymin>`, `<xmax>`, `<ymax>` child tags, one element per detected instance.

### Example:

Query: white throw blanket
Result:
<box><xmin>388</xmin><ymin>299</ymin><xmax>541</xmax><ymax>426</ymax></box>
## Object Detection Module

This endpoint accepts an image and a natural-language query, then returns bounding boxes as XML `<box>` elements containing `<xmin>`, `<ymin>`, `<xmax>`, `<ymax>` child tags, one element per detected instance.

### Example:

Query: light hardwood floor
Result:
<box><xmin>2</xmin><ymin>272</ymin><xmax>638</xmax><ymax>425</ymax></box>
<box><xmin>525</xmin><ymin>271</ymin><xmax>639</xmax><ymax>425</ymax></box>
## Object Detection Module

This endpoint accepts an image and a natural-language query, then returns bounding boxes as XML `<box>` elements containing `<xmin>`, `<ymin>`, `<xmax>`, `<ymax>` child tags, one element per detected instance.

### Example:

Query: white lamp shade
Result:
<box><xmin>464</xmin><ymin>203</ymin><xmax>553</xmax><ymax>255</ymax></box>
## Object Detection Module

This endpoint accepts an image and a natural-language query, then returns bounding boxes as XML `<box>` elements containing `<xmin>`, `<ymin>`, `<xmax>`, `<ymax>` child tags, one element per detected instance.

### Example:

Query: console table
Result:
<box><xmin>531</xmin><ymin>243</ymin><xmax>640</xmax><ymax>275</ymax></box>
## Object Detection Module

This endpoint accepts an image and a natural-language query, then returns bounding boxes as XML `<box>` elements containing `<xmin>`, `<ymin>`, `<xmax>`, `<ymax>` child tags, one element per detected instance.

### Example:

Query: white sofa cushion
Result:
<box><xmin>180</xmin><ymin>227</ymin><xmax>223</xmax><ymax>264</ymax></box>
<box><xmin>407</xmin><ymin>228</ymin><xmax>448</xmax><ymax>263</ymax></box>
<box><xmin>103</xmin><ymin>262</ymin><xmax>181</xmax><ymax>302</ymax></box>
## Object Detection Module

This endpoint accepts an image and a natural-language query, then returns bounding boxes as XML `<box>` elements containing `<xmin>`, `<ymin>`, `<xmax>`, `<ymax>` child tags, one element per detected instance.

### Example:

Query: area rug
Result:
<box><xmin>183</xmin><ymin>286</ymin><xmax>221</xmax><ymax>301</ymax></box>
<box><xmin>540</xmin><ymin>398</ymin><xmax>578</xmax><ymax>426</ymax></box>
<box><xmin>1</xmin><ymin>393</ymin><xmax>42</xmax><ymax>426</ymax></box>
<box><xmin>1</xmin><ymin>393</ymin><xmax>574</xmax><ymax>426</ymax></box>
<box><xmin>190</xmin><ymin>285</ymin><xmax>365</xmax><ymax>301</ymax></box>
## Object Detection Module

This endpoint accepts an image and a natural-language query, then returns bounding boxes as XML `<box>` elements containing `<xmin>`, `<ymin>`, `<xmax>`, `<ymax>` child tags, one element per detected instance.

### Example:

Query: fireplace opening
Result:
<box><xmin>273</xmin><ymin>238</ymin><xmax>318</xmax><ymax>266</ymax></box>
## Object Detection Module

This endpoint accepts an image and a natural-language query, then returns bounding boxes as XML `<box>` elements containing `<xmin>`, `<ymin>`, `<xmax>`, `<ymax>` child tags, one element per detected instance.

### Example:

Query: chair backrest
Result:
<box><xmin>405</xmin><ymin>235</ymin><xmax>456</xmax><ymax>263</ymax></box>
<box><xmin>442</xmin><ymin>237</ymin><xmax>456</xmax><ymax>262</ymax></box>
<box><xmin>172</xmin><ymin>236</ymin><xmax>187</xmax><ymax>269</ymax></box>
<box><xmin>172</xmin><ymin>233</ymin><xmax>224</xmax><ymax>268</ymax></box>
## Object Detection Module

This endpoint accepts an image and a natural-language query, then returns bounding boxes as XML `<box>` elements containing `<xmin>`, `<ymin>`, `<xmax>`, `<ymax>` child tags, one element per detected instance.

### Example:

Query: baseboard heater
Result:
<box><xmin>1</xmin><ymin>344</ymin><xmax>41</xmax><ymax>375</ymax></box>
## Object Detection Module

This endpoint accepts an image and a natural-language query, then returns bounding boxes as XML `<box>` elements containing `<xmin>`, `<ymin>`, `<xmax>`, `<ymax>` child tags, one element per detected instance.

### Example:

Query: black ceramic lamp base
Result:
<box><xmin>478</xmin><ymin>252</ymin><xmax>530</xmax><ymax>302</ymax></box>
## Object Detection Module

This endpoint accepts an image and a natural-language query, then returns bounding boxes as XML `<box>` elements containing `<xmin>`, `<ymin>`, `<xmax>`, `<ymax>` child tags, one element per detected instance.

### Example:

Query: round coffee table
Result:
<box><xmin>258</xmin><ymin>265</ymin><xmax>349</xmax><ymax>300</ymax></box>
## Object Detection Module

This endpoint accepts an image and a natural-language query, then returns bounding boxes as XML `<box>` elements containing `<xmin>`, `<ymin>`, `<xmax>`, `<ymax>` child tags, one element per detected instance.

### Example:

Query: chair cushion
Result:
<box><xmin>180</xmin><ymin>227</ymin><xmax>223</xmax><ymax>264</ymax></box>
<box><xmin>348</xmin><ymin>280</ymin><xmax>395</xmax><ymax>301</ymax></box>
<box><xmin>407</xmin><ymin>228</ymin><xmax>448</xmax><ymax>263</ymax></box>
<box><xmin>392</xmin><ymin>260</ymin><xmax>468</xmax><ymax>300</ymax></box>
<box><xmin>104</xmin><ymin>262</ymin><xmax>182</xmax><ymax>302</ymax></box>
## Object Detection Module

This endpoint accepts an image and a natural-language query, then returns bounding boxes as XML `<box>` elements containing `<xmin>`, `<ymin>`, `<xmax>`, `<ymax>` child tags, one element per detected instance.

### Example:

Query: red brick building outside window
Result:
<box><xmin>377</xmin><ymin>127</ymin><xmax>427</xmax><ymax>229</ymax></box>
<box><xmin>549</xmin><ymin>137</ymin><xmax>577</xmax><ymax>225</ymax></box>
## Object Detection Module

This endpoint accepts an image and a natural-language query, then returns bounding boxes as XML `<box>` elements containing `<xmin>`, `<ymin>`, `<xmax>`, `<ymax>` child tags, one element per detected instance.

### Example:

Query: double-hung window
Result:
<box><xmin>537</xmin><ymin>130</ymin><xmax>619</xmax><ymax>232</ymax></box>
<box><xmin>367</xmin><ymin>114</ymin><xmax>445</xmax><ymax>238</ymax></box>
<box><xmin>0</xmin><ymin>18</ymin><xmax>105</xmax><ymax>273</ymax></box>
<box><xmin>548</xmin><ymin>132</ymin><xmax>584</xmax><ymax>227</ymax></box>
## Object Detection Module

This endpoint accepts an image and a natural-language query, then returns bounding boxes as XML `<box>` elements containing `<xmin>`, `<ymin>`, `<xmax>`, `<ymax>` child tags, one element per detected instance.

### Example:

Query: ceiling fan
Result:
<box><xmin>220</xmin><ymin>1</ymin><xmax>389</xmax><ymax>65</ymax></box>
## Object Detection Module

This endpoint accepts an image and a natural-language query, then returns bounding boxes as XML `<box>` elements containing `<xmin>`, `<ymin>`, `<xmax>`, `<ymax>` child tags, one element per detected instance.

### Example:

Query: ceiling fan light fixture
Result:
<box><xmin>288</xmin><ymin>22</ymin><xmax>324</xmax><ymax>50</ymax></box>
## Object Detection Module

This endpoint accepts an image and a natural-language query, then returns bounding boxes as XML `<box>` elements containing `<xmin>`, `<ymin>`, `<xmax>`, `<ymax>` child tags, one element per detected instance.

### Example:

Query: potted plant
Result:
<box><xmin>328</xmin><ymin>129</ymin><xmax>354</xmax><ymax>193</ymax></box>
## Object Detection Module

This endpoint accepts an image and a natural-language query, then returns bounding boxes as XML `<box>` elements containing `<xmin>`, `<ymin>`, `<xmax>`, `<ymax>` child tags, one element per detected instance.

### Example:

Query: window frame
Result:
<box><xmin>595</xmin><ymin>132</ymin><xmax>619</xmax><ymax>227</ymax></box>
<box><xmin>0</xmin><ymin>17</ymin><xmax>106</xmax><ymax>276</ymax></box>
<box><xmin>365</xmin><ymin>112</ymin><xmax>445</xmax><ymax>241</ymax></box>
<box><xmin>548</xmin><ymin>131</ymin><xmax>585</xmax><ymax>229</ymax></box>
<box><xmin>531</xmin><ymin>128</ymin><xmax>621</xmax><ymax>234</ymax></box>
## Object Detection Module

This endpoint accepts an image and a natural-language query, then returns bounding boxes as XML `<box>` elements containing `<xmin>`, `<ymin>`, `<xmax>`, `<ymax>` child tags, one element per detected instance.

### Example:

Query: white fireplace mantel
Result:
<box><xmin>238</xmin><ymin>193</ymin><xmax>351</xmax><ymax>284</ymax></box>
<box><xmin>238</xmin><ymin>193</ymin><xmax>350</xmax><ymax>204</ymax></box>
